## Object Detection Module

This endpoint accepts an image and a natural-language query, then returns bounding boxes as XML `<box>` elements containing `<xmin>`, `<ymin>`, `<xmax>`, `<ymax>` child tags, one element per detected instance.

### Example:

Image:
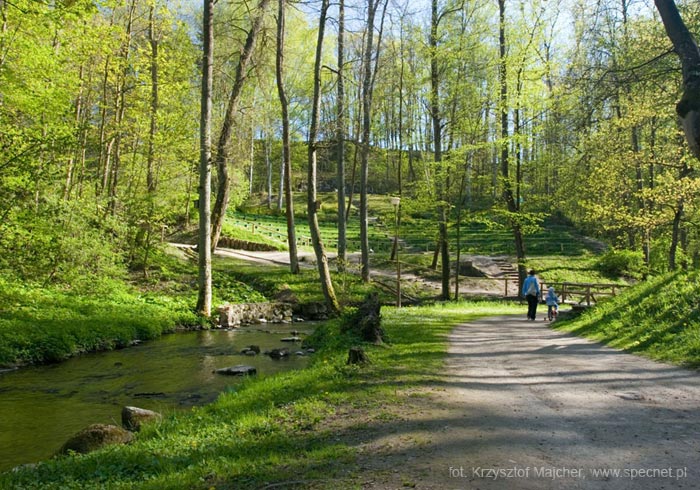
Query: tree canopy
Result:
<box><xmin>1</xmin><ymin>0</ymin><xmax>698</xmax><ymax>297</ymax></box>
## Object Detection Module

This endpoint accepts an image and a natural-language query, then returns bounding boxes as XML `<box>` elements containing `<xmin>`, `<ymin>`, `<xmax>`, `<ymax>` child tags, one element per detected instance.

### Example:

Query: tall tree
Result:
<box><xmin>654</xmin><ymin>0</ymin><xmax>700</xmax><ymax>160</ymax></box>
<box><xmin>498</xmin><ymin>0</ymin><xmax>527</xmax><ymax>285</ymax></box>
<box><xmin>210</xmin><ymin>0</ymin><xmax>270</xmax><ymax>251</ymax></box>
<box><xmin>107</xmin><ymin>0</ymin><xmax>136</xmax><ymax>215</ymax></box>
<box><xmin>308</xmin><ymin>0</ymin><xmax>340</xmax><ymax>314</ymax></box>
<box><xmin>197</xmin><ymin>0</ymin><xmax>214</xmax><ymax>316</ymax></box>
<box><xmin>429</xmin><ymin>0</ymin><xmax>457</xmax><ymax>300</ymax></box>
<box><xmin>276</xmin><ymin>0</ymin><xmax>300</xmax><ymax>273</ymax></box>
<box><xmin>359</xmin><ymin>0</ymin><xmax>386</xmax><ymax>282</ymax></box>
<box><xmin>336</xmin><ymin>0</ymin><xmax>347</xmax><ymax>272</ymax></box>
<box><xmin>140</xmin><ymin>2</ymin><xmax>160</xmax><ymax>275</ymax></box>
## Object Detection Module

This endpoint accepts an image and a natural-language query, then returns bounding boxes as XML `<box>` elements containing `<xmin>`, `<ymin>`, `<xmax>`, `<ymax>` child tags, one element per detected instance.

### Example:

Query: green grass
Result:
<box><xmin>220</xmin><ymin>221</ymin><xmax>288</xmax><ymax>251</ymax></box>
<box><xmin>0</xmin><ymin>248</ymin><xmax>272</xmax><ymax>367</ymax></box>
<box><xmin>212</xmin><ymin>256</ymin><xmax>382</xmax><ymax>306</ymax></box>
<box><xmin>1</xmin><ymin>300</ymin><xmax>521</xmax><ymax>489</ymax></box>
<box><xmin>236</xmin><ymin>194</ymin><xmax>600</xmax><ymax>259</ymax></box>
<box><xmin>526</xmin><ymin>254</ymin><xmax>628</xmax><ymax>285</ymax></box>
<box><xmin>555</xmin><ymin>271</ymin><xmax>700</xmax><ymax>367</ymax></box>
<box><xmin>0</xmin><ymin>277</ymin><xmax>200</xmax><ymax>367</ymax></box>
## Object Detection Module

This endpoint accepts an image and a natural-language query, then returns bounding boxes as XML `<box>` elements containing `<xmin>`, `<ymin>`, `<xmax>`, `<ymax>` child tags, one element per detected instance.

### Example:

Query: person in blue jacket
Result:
<box><xmin>522</xmin><ymin>270</ymin><xmax>540</xmax><ymax>321</ymax></box>
<box><xmin>545</xmin><ymin>286</ymin><xmax>559</xmax><ymax>321</ymax></box>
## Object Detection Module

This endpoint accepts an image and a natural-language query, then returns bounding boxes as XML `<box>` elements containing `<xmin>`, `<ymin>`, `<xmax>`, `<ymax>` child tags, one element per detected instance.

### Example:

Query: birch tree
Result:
<box><xmin>210</xmin><ymin>0</ymin><xmax>271</xmax><ymax>251</ymax></box>
<box><xmin>197</xmin><ymin>0</ymin><xmax>214</xmax><ymax>316</ymax></box>
<box><xmin>308</xmin><ymin>0</ymin><xmax>340</xmax><ymax>313</ymax></box>
<box><xmin>276</xmin><ymin>0</ymin><xmax>300</xmax><ymax>273</ymax></box>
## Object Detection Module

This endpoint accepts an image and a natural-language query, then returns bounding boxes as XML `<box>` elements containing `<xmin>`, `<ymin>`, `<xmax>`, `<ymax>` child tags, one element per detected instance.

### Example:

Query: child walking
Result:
<box><xmin>545</xmin><ymin>286</ymin><xmax>559</xmax><ymax>321</ymax></box>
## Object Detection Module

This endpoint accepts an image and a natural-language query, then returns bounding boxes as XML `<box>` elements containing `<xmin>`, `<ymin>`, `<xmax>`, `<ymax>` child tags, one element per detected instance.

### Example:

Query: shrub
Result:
<box><xmin>595</xmin><ymin>249</ymin><xmax>645</xmax><ymax>280</ymax></box>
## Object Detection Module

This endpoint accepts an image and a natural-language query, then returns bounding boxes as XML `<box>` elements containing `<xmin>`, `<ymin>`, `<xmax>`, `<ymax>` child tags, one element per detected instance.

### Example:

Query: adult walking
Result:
<box><xmin>522</xmin><ymin>269</ymin><xmax>540</xmax><ymax>321</ymax></box>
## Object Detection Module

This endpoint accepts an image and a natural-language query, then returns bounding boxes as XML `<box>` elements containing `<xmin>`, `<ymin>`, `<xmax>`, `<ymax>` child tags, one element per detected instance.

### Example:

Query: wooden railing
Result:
<box><xmin>539</xmin><ymin>281</ymin><xmax>627</xmax><ymax>306</ymax></box>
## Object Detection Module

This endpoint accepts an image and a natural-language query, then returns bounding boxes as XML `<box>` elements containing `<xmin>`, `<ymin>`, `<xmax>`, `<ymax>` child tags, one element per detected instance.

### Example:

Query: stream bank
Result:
<box><xmin>0</xmin><ymin>322</ymin><xmax>315</xmax><ymax>472</ymax></box>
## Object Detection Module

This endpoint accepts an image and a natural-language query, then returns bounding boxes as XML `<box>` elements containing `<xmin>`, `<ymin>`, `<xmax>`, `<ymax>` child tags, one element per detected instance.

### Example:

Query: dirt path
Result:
<box><xmin>170</xmin><ymin>244</ymin><xmax>512</xmax><ymax>299</ymax></box>
<box><xmin>336</xmin><ymin>315</ymin><xmax>700</xmax><ymax>489</ymax></box>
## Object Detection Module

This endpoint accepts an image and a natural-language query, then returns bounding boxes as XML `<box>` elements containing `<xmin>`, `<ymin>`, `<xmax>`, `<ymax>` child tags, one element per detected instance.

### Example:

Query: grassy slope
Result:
<box><xmin>555</xmin><ymin>271</ymin><xmax>700</xmax><ymax>367</ymax></box>
<box><xmin>234</xmin><ymin>194</ymin><xmax>610</xmax><ymax>284</ymax></box>
<box><xmin>1</xmin><ymin>301</ymin><xmax>521</xmax><ymax>489</ymax></box>
<box><xmin>0</xmin><ymin>279</ymin><xmax>198</xmax><ymax>366</ymax></box>
<box><xmin>0</xmin><ymin>248</ymin><xmax>271</xmax><ymax>367</ymax></box>
<box><xmin>526</xmin><ymin>254</ymin><xmax>628</xmax><ymax>285</ymax></box>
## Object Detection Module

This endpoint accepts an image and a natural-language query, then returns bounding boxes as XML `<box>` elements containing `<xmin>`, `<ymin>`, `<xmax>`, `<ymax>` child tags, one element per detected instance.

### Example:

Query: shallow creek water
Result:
<box><xmin>0</xmin><ymin>323</ymin><xmax>312</xmax><ymax>471</ymax></box>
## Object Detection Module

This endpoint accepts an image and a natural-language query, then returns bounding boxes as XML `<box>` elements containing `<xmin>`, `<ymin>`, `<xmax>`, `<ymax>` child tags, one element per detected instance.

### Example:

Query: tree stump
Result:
<box><xmin>343</xmin><ymin>292</ymin><xmax>383</xmax><ymax>343</ymax></box>
<box><xmin>347</xmin><ymin>346</ymin><xmax>370</xmax><ymax>365</ymax></box>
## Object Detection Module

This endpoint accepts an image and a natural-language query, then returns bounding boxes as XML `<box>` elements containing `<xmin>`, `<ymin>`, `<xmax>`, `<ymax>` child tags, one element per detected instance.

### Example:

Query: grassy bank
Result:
<box><xmin>2</xmin><ymin>300</ymin><xmax>520</xmax><ymax>489</ymax></box>
<box><xmin>0</xmin><ymin>248</ymin><xmax>275</xmax><ymax>367</ymax></box>
<box><xmin>0</xmin><ymin>277</ymin><xmax>201</xmax><ymax>367</ymax></box>
<box><xmin>526</xmin><ymin>254</ymin><xmax>629</xmax><ymax>285</ymax></box>
<box><xmin>555</xmin><ymin>271</ymin><xmax>700</xmax><ymax>367</ymax></box>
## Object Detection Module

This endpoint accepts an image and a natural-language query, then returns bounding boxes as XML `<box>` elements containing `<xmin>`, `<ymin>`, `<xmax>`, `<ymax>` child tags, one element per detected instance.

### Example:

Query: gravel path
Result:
<box><xmin>352</xmin><ymin>315</ymin><xmax>700</xmax><ymax>489</ymax></box>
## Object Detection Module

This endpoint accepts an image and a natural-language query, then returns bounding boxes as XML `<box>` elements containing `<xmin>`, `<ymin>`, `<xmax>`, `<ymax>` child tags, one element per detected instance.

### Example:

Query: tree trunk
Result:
<box><xmin>142</xmin><ymin>4</ymin><xmax>160</xmax><ymax>275</ymax></box>
<box><xmin>359</xmin><ymin>0</ymin><xmax>385</xmax><ymax>282</ymax></box>
<box><xmin>197</xmin><ymin>0</ymin><xmax>214</xmax><ymax>317</ymax></box>
<box><xmin>308</xmin><ymin>0</ymin><xmax>340</xmax><ymax>314</ymax></box>
<box><xmin>265</xmin><ymin>132</ymin><xmax>272</xmax><ymax>208</ymax></box>
<box><xmin>97</xmin><ymin>10</ymin><xmax>116</xmax><ymax>197</ymax></box>
<box><xmin>498</xmin><ymin>0</ymin><xmax>526</xmax><ymax>287</ymax></box>
<box><xmin>655</xmin><ymin>0</ymin><xmax>700</xmax><ymax>160</ymax></box>
<box><xmin>336</xmin><ymin>0</ymin><xmax>347</xmax><ymax>272</ymax></box>
<box><xmin>276</xmin><ymin>0</ymin><xmax>299</xmax><ymax>274</ymax></box>
<box><xmin>277</xmin><ymin>152</ymin><xmax>284</xmax><ymax>211</ymax></box>
<box><xmin>670</xmin><ymin>201</ymin><xmax>683</xmax><ymax>271</ymax></box>
<box><xmin>390</xmin><ymin>19</ymin><xmax>405</xmax><ymax>263</ymax></box>
<box><xmin>248</xmin><ymin>123</ymin><xmax>254</xmax><ymax>196</ymax></box>
<box><xmin>63</xmin><ymin>64</ymin><xmax>84</xmax><ymax>201</ymax></box>
<box><xmin>210</xmin><ymin>0</ymin><xmax>271</xmax><ymax>251</ymax></box>
<box><xmin>107</xmin><ymin>0</ymin><xmax>136</xmax><ymax>216</ymax></box>
<box><xmin>430</xmin><ymin>0</ymin><xmax>449</xmax><ymax>300</ymax></box>
<box><xmin>147</xmin><ymin>4</ymin><xmax>159</xmax><ymax>196</ymax></box>
<box><xmin>347</xmin><ymin>346</ymin><xmax>370</xmax><ymax>365</ymax></box>
<box><xmin>345</xmin><ymin>125</ymin><xmax>360</xmax><ymax>223</ymax></box>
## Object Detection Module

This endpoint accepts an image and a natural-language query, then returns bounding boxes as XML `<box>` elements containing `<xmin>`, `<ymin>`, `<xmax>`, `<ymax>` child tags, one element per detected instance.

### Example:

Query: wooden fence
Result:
<box><xmin>539</xmin><ymin>281</ymin><xmax>627</xmax><ymax>306</ymax></box>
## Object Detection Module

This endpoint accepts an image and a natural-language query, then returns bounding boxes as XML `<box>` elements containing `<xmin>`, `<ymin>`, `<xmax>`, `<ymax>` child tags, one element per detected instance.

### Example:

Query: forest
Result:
<box><xmin>4</xmin><ymin>0</ymin><xmax>700</xmax><ymax>487</ymax></box>
<box><xmin>1</xmin><ymin>0</ymin><xmax>699</xmax><ymax>308</ymax></box>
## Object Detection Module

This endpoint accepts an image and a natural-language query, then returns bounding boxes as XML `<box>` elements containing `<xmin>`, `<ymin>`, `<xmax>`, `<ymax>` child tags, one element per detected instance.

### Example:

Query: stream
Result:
<box><xmin>0</xmin><ymin>323</ymin><xmax>313</xmax><ymax>472</ymax></box>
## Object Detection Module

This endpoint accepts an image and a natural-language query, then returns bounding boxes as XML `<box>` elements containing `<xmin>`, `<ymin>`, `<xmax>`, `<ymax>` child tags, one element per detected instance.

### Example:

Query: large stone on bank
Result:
<box><xmin>298</xmin><ymin>301</ymin><xmax>329</xmax><ymax>320</ymax></box>
<box><xmin>274</xmin><ymin>286</ymin><xmax>299</xmax><ymax>305</ymax></box>
<box><xmin>59</xmin><ymin>424</ymin><xmax>134</xmax><ymax>455</ymax></box>
<box><xmin>121</xmin><ymin>406</ymin><xmax>162</xmax><ymax>432</ymax></box>
<box><xmin>215</xmin><ymin>365</ymin><xmax>257</xmax><ymax>376</ymax></box>
<box><xmin>218</xmin><ymin>302</ymin><xmax>293</xmax><ymax>328</ymax></box>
